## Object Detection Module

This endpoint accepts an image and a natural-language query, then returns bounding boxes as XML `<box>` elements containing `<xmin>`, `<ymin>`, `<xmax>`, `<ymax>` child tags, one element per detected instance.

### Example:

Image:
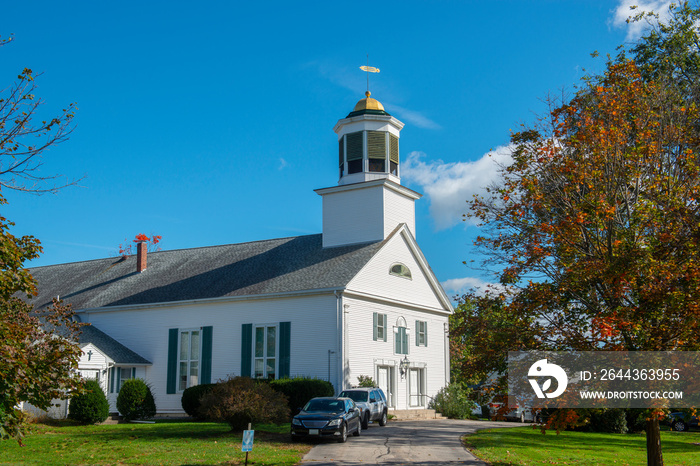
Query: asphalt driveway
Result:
<box><xmin>300</xmin><ymin>418</ymin><xmax>522</xmax><ymax>465</ymax></box>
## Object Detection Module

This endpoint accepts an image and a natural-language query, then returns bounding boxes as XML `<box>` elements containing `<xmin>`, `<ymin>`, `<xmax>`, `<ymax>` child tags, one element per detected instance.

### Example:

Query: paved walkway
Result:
<box><xmin>300</xmin><ymin>418</ymin><xmax>522</xmax><ymax>465</ymax></box>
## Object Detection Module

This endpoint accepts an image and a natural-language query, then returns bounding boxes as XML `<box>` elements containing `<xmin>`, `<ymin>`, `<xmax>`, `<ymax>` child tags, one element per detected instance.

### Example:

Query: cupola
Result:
<box><xmin>316</xmin><ymin>92</ymin><xmax>421</xmax><ymax>248</ymax></box>
<box><xmin>334</xmin><ymin>91</ymin><xmax>405</xmax><ymax>186</ymax></box>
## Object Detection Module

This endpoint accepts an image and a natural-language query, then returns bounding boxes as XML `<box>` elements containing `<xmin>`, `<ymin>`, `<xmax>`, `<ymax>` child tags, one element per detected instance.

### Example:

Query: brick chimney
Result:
<box><xmin>136</xmin><ymin>241</ymin><xmax>147</xmax><ymax>272</ymax></box>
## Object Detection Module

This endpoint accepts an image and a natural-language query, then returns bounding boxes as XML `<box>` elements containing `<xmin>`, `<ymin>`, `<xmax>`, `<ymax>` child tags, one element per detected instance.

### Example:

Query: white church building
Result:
<box><xmin>29</xmin><ymin>91</ymin><xmax>453</xmax><ymax>415</ymax></box>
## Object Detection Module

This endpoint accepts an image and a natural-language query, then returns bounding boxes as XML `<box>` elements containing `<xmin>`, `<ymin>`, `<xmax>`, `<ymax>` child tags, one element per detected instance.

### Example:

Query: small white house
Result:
<box><xmin>29</xmin><ymin>91</ymin><xmax>453</xmax><ymax>416</ymax></box>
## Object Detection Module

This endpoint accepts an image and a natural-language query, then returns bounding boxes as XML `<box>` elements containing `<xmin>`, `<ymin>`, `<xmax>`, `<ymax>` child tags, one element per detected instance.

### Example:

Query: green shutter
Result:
<box><xmin>346</xmin><ymin>132</ymin><xmax>363</xmax><ymax>161</ymax></box>
<box><xmin>382</xmin><ymin>314</ymin><xmax>387</xmax><ymax>342</ymax></box>
<box><xmin>416</xmin><ymin>321</ymin><xmax>420</xmax><ymax>346</ymax></box>
<box><xmin>279</xmin><ymin>322</ymin><xmax>291</xmax><ymax>378</ymax></box>
<box><xmin>367</xmin><ymin>131</ymin><xmax>386</xmax><ymax>159</ymax></box>
<box><xmin>395</xmin><ymin>329</ymin><xmax>400</xmax><ymax>353</ymax></box>
<box><xmin>373</xmin><ymin>313</ymin><xmax>378</xmax><ymax>341</ymax></box>
<box><xmin>424</xmin><ymin>322</ymin><xmax>428</xmax><ymax>347</ymax></box>
<box><xmin>339</xmin><ymin>137</ymin><xmax>344</xmax><ymax>167</ymax></box>
<box><xmin>132</xmin><ymin>367</ymin><xmax>136</xmax><ymax>378</ymax></box>
<box><xmin>241</xmin><ymin>324</ymin><xmax>253</xmax><ymax>377</ymax></box>
<box><xmin>201</xmin><ymin>326</ymin><xmax>213</xmax><ymax>384</ymax></box>
<box><xmin>110</xmin><ymin>366</ymin><xmax>115</xmax><ymax>393</ymax></box>
<box><xmin>167</xmin><ymin>328</ymin><xmax>178</xmax><ymax>394</ymax></box>
<box><xmin>116</xmin><ymin>367</ymin><xmax>121</xmax><ymax>393</ymax></box>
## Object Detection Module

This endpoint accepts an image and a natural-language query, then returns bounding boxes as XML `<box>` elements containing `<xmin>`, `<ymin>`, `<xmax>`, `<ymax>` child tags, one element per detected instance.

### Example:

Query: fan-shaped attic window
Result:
<box><xmin>390</xmin><ymin>263</ymin><xmax>412</xmax><ymax>279</ymax></box>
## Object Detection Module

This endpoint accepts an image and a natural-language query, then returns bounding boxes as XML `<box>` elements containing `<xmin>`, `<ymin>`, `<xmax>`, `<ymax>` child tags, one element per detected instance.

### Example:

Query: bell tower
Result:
<box><xmin>335</xmin><ymin>91</ymin><xmax>404</xmax><ymax>185</ymax></box>
<box><xmin>316</xmin><ymin>92</ymin><xmax>421</xmax><ymax>248</ymax></box>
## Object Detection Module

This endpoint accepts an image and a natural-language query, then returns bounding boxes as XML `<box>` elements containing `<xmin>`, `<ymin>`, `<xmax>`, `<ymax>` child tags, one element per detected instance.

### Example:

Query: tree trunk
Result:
<box><xmin>646</xmin><ymin>418</ymin><xmax>663</xmax><ymax>466</ymax></box>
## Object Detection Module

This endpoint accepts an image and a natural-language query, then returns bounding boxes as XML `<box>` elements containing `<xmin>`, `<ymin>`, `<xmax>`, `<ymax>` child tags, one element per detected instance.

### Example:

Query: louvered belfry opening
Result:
<box><xmin>346</xmin><ymin>131</ymin><xmax>363</xmax><ymax>174</ymax></box>
<box><xmin>389</xmin><ymin>134</ymin><xmax>399</xmax><ymax>176</ymax></box>
<box><xmin>340</xmin><ymin>130</ymin><xmax>396</xmax><ymax>176</ymax></box>
<box><xmin>367</xmin><ymin>131</ymin><xmax>386</xmax><ymax>172</ymax></box>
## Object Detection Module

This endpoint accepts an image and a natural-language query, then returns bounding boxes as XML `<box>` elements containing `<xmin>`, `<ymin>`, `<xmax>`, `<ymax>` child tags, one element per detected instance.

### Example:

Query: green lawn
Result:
<box><xmin>0</xmin><ymin>421</ymin><xmax>311</xmax><ymax>465</ymax></box>
<box><xmin>466</xmin><ymin>427</ymin><xmax>700</xmax><ymax>465</ymax></box>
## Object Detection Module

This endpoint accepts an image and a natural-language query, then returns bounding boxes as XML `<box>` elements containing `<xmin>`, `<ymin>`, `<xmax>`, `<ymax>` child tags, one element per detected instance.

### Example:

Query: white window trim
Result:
<box><xmin>253</xmin><ymin>323</ymin><xmax>279</xmax><ymax>379</ymax></box>
<box><xmin>178</xmin><ymin>328</ymin><xmax>202</xmax><ymax>392</ymax></box>
<box><xmin>416</xmin><ymin>320</ymin><xmax>427</xmax><ymax>347</ymax></box>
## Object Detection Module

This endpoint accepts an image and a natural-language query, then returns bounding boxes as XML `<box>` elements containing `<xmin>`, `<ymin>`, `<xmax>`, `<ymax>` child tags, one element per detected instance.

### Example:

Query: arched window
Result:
<box><xmin>390</xmin><ymin>263</ymin><xmax>412</xmax><ymax>279</ymax></box>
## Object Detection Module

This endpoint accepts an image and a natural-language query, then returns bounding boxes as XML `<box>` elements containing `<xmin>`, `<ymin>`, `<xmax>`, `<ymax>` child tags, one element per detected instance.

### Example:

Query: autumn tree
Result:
<box><xmin>0</xmin><ymin>201</ymin><xmax>83</xmax><ymax>444</ymax></box>
<box><xmin>462</xmin><ymin>55</ymin><xmax>700</xmax><ymax>465</ymax></box>
<box><xmin>0</xmin><ymin>36</ymin><xmax>83</xmax><ymax>444</ymax></box>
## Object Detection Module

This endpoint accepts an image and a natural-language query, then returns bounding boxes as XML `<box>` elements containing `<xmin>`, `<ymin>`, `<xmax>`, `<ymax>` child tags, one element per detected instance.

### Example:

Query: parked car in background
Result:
<box><xmin>338</xmin><ymin>387</ymin><xmax>388</xmax><ymax>429</ymax></box>
<box><xmin>488</xmin><ymin>395</ymin><xmax>536</xmax><ymax>423</ymax></box>
<box><xmin>291</xmin><ymin>397</ymin><xmax>362</xmax><ymax>443</ymax></box>
<box><xmin>667</xmin><ymin>412</ymin><xmax>699</xmax><ymax>432</ymax></box>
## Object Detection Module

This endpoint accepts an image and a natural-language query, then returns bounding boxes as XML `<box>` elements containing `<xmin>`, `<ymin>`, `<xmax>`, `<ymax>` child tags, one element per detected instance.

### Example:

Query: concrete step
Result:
<box><xmin>390</xmin><ymin>408</ymin><xmax>443</xmax><ymax>420</ymax></box>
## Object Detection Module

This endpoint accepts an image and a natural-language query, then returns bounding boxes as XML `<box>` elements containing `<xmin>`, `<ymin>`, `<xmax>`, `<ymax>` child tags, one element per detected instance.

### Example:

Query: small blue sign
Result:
<box><xmin>242</xmin><ymin>430</ymin><xmax>254</xmax><ymax>452</ymax></box>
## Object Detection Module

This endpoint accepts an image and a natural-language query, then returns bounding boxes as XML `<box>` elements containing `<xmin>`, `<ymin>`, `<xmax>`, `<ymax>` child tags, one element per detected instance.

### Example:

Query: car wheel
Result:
<box><xmin>520</xmin><ymin>412</ymin><xmax>525</xmax><ymax>423</ymax></box>
<box><xmin>361</xmin><ymin>413</ymin><xmax>370</xmax><ymax>430</ymax></box>
<box><xmin>379</xmin><ymin>410</ymin><xmax>387</xmax><ymax>426</ymax></box>
<box><xmin>337</xmin><ymin>423</ymin><xmax>348</xmax><ymax>443</ymax></box>
<box><xmin>353</xmin><ymin>421</ymin><xmax>361</xmax><ymax>436</ymax></box>
<box><xmin>672</xmin><ymin>420</ymin><xmax>688</xmax><ymax>432</ymax></box>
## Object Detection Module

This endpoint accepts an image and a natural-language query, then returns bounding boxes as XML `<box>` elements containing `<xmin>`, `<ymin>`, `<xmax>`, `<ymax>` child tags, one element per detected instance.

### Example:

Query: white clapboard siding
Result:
<box><xmin>342</xmin><ymin>296</ymin><xmax>449</xmax><ymax>410</ymax></box>
<box><xmin>346</xmin><ymin>229</ymin><xmax>447</xmax><ymax>312</ymax></box>
<box><xmin>322</xmin><ymin>184</ymin><xmax>385</xmax><ymax>247</ymax></box>
<box><xmin>86</xmin><ymin>293</ymin><xmax>338</xmax><ymax>413</ymax></box>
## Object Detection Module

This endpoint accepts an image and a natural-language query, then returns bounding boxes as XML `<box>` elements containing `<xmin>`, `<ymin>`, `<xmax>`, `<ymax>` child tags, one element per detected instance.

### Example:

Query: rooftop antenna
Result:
<box><xmin>359</xmin><ymin>54</ymin><xmax>380</xmax><ymax>95</ymax></box>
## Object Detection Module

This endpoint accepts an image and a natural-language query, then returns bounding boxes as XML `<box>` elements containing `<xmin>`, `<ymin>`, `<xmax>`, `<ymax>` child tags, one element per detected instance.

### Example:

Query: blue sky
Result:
<box><xmin>1</xmin><ymin>1</ymin><xmax>668</xmax><ymax>299</ymax></box>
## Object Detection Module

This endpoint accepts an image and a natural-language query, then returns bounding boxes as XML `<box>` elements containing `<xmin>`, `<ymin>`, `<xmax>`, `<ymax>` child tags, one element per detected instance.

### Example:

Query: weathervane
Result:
<box><xmin>359</xmin><ymin>54</ymin><xmax>380</xmax><ymax>94</ymax></box>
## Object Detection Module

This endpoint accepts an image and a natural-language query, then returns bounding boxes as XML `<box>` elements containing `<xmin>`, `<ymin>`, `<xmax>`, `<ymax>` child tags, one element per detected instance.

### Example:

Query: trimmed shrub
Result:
<box><xmin>199</xmin><ymin>376</ymin><xmax>289</xmax><ymax>431</ymax></box>
<box><xmin>68</xmin><ymin>379</ymin><xmax>109</xmax><ymax>425</ymax></box>
<box><xmin>181</xmin><ymin>383</ymin><xmax>216</xmax><ymax>419</ymax></box>
<box><xmin>428</xmin><ymin>383</ymin><xmax>477</xmax><ymax>419</ymax></box>
<box><xmin>268</xmin><ymin>376</ymin><xmax>334</xmax><ymax>412</ymax></box>
<box><xmin>116</xmin><ymin>379</ymin><xmax>156</xmax><ymax>421</ymax></box>
<box><xmin>357</xmin><ymin>375</ymin><xmax>376</xmax><ymax>387</ymax></box>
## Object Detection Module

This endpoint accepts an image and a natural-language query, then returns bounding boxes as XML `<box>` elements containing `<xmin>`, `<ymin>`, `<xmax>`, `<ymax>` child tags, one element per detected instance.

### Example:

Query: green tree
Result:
<box><xmin>0</xmin><ymin>206</ymin><xmax>83</xmax><ymax>443</ymax></box>
<box><xmin>463</xmin><ymin>55</ymin><xmax>700</xmax><ymax>466</ymax></box>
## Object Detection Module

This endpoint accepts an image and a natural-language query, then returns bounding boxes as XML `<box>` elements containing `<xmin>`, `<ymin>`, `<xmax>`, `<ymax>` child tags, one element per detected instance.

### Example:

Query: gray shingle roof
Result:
<box><xmin>79</xmin><ymin>324</ymin><xmax>151</xmax><ymax>365</ymax></box>
<box><xmin>28</xmin><ymin>234</ymin><xmax>383</xmax><ymax>312</ymax></box>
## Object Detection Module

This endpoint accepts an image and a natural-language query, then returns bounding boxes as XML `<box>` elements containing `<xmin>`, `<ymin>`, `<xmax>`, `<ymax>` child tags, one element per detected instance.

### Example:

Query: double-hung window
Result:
<box><xmin>415</xmin><ymin>321</ymin><xmax>428</xmax><ymax>347</ymax></box>
<box><xmin>373</xmin><ymin>313</ymin><xmax>387</xmax><ymax>341</ymax></box>
<box><xmin>254</xmin><ymin>325</ymin><xmax>277</xmax><ymax>379</ymax></box>
<box><xmin>395</xmin><ymin>326</ymin><xmax>409</xmax><ymax>354</ymax></box>
<box><xmin>179</xmin><ymin>329</ymin><xmax>200</xmax><ymax>391</ymax></box>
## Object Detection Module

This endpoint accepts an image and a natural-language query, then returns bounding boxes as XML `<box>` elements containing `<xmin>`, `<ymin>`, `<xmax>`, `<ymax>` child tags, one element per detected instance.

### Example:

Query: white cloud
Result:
<box><xmin>401</xmin><ymin>145</ymin><xmax>513</xmax><ymax>230</ymax></box>
<box><xmin>611</xmin><ymin>1</ymin><xmax>673</xmax><ymax>40</ymax></box>
<box><xmin>441</xmin><ymin>276</ymin><xmax>505</xmax><ymax>298</ymax></box>
<box><xmin>384</xmin><ymin>103</ymin><xmax>441</xmax><ymax>130</ymax></box>
<box><xmin>278</xmin><ymin>157</ymin><xmax>288</xmax><ymax>170</ymax></box>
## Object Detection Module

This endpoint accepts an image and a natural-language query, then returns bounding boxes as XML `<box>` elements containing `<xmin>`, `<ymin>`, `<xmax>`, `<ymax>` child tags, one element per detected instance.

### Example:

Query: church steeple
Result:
<box><xmin>334</xmin><ymin>91</ymin><xmax>405</xmax><ymax>186</ymax></box>
<box><xmin>316</xmin><ymin>92</ymin><xmax>421</xmax><ymax>248</ymax></box>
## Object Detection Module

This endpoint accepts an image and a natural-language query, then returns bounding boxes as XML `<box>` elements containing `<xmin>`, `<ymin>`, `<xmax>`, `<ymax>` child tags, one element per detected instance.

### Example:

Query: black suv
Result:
<box><xmin>338</xmin><ymin>387</ymin><xmax>388</xmax><ymax>429</ymax></box>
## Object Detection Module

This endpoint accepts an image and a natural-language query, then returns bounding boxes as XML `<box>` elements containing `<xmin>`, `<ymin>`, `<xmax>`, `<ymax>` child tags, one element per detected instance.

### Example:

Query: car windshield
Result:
<box><xmin>339</xmin><ymin>391</ymin><xmax>368</xmax><ymax>403</ymax></box>
<box><xmin>303</xmin><ymin>399</ymin><xmax>345</xmax><ymax>413</ymax></box>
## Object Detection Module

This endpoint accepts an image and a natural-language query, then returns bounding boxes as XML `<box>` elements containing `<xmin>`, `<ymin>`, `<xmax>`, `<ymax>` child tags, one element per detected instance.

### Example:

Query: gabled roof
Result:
<box><xmin>79</xmin><ymin>324</ymin><xmax>151</xmax><ymax>365</ymax></box>
<box><xmin>29</xmin><ymin>234</ymin><xmax>384</xmax><ymax>311</ymax></box>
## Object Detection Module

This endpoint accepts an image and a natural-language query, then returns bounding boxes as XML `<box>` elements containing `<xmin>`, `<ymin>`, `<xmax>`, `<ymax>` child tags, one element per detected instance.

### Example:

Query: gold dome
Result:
<box><xmin>353</xmin><ymin>91</ymin><xmax>385</xmax><ymax>112</ymax></box>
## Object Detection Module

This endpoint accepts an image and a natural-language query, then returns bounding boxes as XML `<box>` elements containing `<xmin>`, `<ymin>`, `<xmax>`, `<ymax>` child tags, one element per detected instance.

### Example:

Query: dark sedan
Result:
<box><xmin>667</xmin><ymin>412</ymin><xmax>699</xmax><ymax>431</ymax></box>
<box><xmin>290</xmin><ymin>397</ymin><xmax>362</xmax><ymax>443</ymax></box>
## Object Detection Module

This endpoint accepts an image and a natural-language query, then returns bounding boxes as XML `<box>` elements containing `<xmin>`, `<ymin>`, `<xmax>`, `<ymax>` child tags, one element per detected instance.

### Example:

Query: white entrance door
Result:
<box><xmin>377</xmin><ymin>365</ymin><xmax>395</xmax><ymax>408</ymax></box>
<box><xmin>409</xmin><ymin>368</ymin><xmax>425</xmax><ymax>407</ymax></box>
